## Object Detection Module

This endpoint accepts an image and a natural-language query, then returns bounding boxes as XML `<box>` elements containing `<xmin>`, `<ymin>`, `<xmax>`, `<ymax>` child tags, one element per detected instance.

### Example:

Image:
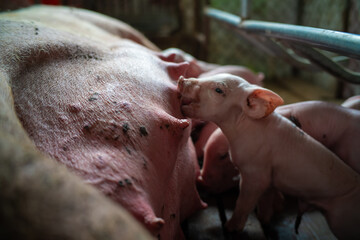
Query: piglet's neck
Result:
<box><xmin>217</xmin><ymin>112</ymin><xmax>278</xmax><ymax>144</ymax></box>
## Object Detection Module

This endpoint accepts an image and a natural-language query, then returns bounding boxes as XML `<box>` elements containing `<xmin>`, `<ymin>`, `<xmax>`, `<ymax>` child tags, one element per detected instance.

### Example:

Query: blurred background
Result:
<box><xmin>1</xmin><ymin>2</ymin><xmax>359</xmax><ymax>239</ymax></box>
<box><xmin>1</xmin><ymin>0</ymin><xmax>360</xmax><ymax>101</ymax></box>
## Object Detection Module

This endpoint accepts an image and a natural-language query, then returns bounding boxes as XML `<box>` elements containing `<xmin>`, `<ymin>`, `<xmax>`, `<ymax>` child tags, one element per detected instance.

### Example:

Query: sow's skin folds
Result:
<box><xmin>1</xmin><ymin>5</ymin><xmax>207</xmax><ymax>239</ymax></box>
<box><xmin>178</xmin><ymin>73</ymin><xmax>360</xmax><ymax>240</ymax></box>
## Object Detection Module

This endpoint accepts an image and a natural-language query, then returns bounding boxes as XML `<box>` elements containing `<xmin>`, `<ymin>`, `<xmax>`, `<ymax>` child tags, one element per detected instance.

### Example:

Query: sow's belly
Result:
<box><xmin>9</xmin><ymin>20</ymin><xmax>204</xmax><ymax>239</ymax></box>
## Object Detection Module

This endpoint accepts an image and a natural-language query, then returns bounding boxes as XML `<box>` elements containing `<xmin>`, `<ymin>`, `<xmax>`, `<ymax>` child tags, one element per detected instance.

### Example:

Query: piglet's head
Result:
<box><xmin>177</xmin><ymin>73</ymin><xmax>283</xmax><ymax>122</ymax></box>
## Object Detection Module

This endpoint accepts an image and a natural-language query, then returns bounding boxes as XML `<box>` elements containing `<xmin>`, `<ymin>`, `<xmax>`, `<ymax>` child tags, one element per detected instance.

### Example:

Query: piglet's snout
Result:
<box><xmin>178</xmin><ymin>76</ymin><xmax>185</xmax><ymax>92</ymax></box>
<box><xmin>177</xmin><ymin>77</ymin><xmax>198</xmax><ymax>93</ymax></box>
<box><xmin>177</xmin><ymin>77</ymin><xmax>200</xmax><ymax>106</ymax></box>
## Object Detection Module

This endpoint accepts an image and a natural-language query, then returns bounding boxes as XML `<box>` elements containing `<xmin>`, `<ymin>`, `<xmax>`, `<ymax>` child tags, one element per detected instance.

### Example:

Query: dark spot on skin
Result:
<box><xmin>112</xmin><ymin>101</ymin><xmax>117</xmax><ymax>104</ymax></box>
<box><xmin>96</xmin><ymin>75</ymin><xmax>101</xmax><ymax>81</ymax></box>
<box><xmin>125</xmin><ymin>147</ymin><xmax>131</xmax><ymax>155</ymax></box>
<box><xmin>110</xmin><ymin>122</ymin><xmax>118</xmax><ymax>130</ymax></box>
<box><xmin>142</xmin><ymin>158</ymin><xmax>148</xmax><ymax>170</ymax></box>
<box><xmin>139</xmin><ymin>126</ymin><xmax>148</xmax><ymax>136</ymax></box>
<box><xmin>124</xmin><ymin>178</ymin><xmax>132</xmax><ymax>185</ymax></box>
<box><xmin>118</xmin><ymin>179</ymin><xmax>132</xmax><ymax>187</ymax></box>
<box><xmin>220</xmin><ymin>152</ymin><xmax>229</xmax><ymax>160</ymax></box>
<box><xmin>62</xmin><ymin>146</ymin><xmax>68</xmax><ymax>151</ymax></box>
<box><xmin>88</xmin><ymin>92</ymin><xmax>99</xmax><ymax>101</ymax></box>
<box><xmin>289</xmin><ymin>115</ymin><xmax>302</xmax><ymax>129</ymax></box>
<box><xmin>160</xmin><ymin>124</ymin><xmax>170</xmax><ymax>130</ymax></box>
<box><xmin>322</xmin><ymin>134</ymin><xmax>327</xmax><ymax>139</ymax></box>
<box><xmin>122</xmin><ymin>123</ymin><xmax>130</xmax><ymax>134</ymax></box>
<box><xmin>83</xmin><ymin>125</ymin><xmax>90</xmax><ymax>131</ymax></box>
<box><xmin>170</xmin><ymin>213</ymin><xmax>176</xmax><ymax>219</ymax></box>
<box><xmin>161</xmin><ymin>205</ymin><xmax>165</xmax><ymax>215</ymax></box>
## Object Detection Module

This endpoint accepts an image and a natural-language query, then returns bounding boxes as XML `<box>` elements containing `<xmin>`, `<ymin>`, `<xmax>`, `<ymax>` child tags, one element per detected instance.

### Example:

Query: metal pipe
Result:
<box><xmin>241</xmin><ymin>0</ymin><xmax>250</xmax><ymax>19</ymax></box>
<box><xmin>290</xmin><ymin>44</ymin><xmax>360</xmax><ymax>84</ymax></box>
<box><xmin>205</xmin><ymin>7</ymin><xmax>360</xmax><ymax>60</ymax></box>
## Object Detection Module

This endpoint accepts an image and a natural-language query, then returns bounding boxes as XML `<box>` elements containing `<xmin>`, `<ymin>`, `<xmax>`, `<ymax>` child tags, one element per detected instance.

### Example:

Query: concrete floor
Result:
<box><xmin>184</xmin><ymin>189</ymin><xmax>336</xmax><ymax>240</ymax></box>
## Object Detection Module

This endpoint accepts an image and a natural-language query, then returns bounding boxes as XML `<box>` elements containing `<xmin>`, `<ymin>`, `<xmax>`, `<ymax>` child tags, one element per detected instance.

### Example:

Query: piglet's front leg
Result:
<box><xmin>226</xmin><ymin>172</ymin><xmax>270</xmax><ymax>232</ymax></box>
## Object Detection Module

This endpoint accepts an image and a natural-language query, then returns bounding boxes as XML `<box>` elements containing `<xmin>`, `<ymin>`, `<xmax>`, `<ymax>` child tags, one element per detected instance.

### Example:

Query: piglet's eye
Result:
<box><xmin>215</xmin><ymin>88</ymin><xmax>224</xmax><ymax>94</ymax></box>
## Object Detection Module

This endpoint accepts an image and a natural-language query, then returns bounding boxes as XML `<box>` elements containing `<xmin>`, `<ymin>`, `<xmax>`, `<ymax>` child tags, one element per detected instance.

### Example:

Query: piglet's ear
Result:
<box><xmin>244</xmin><ymin>88</ymin><xmax>284</xmax><ymax>119</ymax></box>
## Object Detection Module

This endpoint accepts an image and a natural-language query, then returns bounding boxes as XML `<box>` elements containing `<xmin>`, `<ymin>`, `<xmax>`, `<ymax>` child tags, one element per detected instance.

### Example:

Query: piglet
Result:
<box><xmin>197</xmin><ymin>128</ymin><xmax>239</xmax><ymax>193</ymax></box>
<box><xmin>194</xmin><ymin>67</ymin><xmax>264</xmax><ymax>159</ymax></box>
<box><xmin>342</xmin><ymin>95</ymin><xmax>360</xmax><ymax>110</ymax></box>
<box><xmin>178</xmin><ymin>73</ymin><xmax>360</xmax><ymax>240</ymax></box>
<box><xmin>276</xmin><ymin>101</ymin><xmax>360</xmax><ymax>174</ymax></box>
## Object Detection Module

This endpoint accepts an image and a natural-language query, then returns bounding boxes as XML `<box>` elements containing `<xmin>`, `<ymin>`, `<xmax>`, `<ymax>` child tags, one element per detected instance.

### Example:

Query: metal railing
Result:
<box><xmin>204</xmin><ymin>1</ymin><xmax>360</xmax><ymax>84</ymax></box>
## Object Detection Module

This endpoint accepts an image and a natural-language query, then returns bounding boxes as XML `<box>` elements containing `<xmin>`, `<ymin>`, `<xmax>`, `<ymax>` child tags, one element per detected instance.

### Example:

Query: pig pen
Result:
<box><xmin>185</xmin><ymin>2</ymin><xmax>360</xmax><ymax>240</ymax></box>
<box><xmin>1</xmin><ymin>1</ymin><xmax>360</xmax><ymax>240</ymax></box>
<box><xmin>184</xmin><ymin>2</ymin><xmax>360</xmax><ymax>240</ymax></box>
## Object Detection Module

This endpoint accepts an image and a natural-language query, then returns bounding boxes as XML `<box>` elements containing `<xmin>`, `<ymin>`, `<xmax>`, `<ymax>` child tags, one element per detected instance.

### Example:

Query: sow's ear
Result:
<box><xmin>244</xmin><ymin>88</ymin><xmax>284</xmax><ymax>119</ymax></box>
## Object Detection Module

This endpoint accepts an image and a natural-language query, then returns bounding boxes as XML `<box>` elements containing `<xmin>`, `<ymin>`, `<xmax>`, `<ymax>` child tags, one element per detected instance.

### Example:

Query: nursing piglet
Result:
<box><xmin>276</xmin><ymin>101</ymin><xmax>360</xmax><ymax>174</ymax></box>
<box><xmin>197</xmin><ymin>128</ymin><xmax>239</xmax><ymax>193</ymax></box>
<box><xmin>178</xmin><ymin>73</ymin><xmax>360</xmax><ymax>240</ymax></box>
<box><xmin>194</xmin><ymin>67</ymin><xmax>264</xmax><ymax>159</ymax></box>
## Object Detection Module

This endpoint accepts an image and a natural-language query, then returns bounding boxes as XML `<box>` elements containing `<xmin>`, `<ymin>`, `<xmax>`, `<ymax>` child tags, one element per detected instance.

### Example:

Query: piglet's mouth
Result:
<box><xmin>180</xmin><ymin>96</ymin><xmax>194</xmax><ymax>106</ymax></box>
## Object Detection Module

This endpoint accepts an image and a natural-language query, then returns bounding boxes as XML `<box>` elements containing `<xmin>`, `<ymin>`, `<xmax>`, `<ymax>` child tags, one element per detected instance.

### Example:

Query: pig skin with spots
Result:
<box><xmin>1</xmin><ymin>5</ymin><xmax>206</xmax><ymax>239</ymax></box>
